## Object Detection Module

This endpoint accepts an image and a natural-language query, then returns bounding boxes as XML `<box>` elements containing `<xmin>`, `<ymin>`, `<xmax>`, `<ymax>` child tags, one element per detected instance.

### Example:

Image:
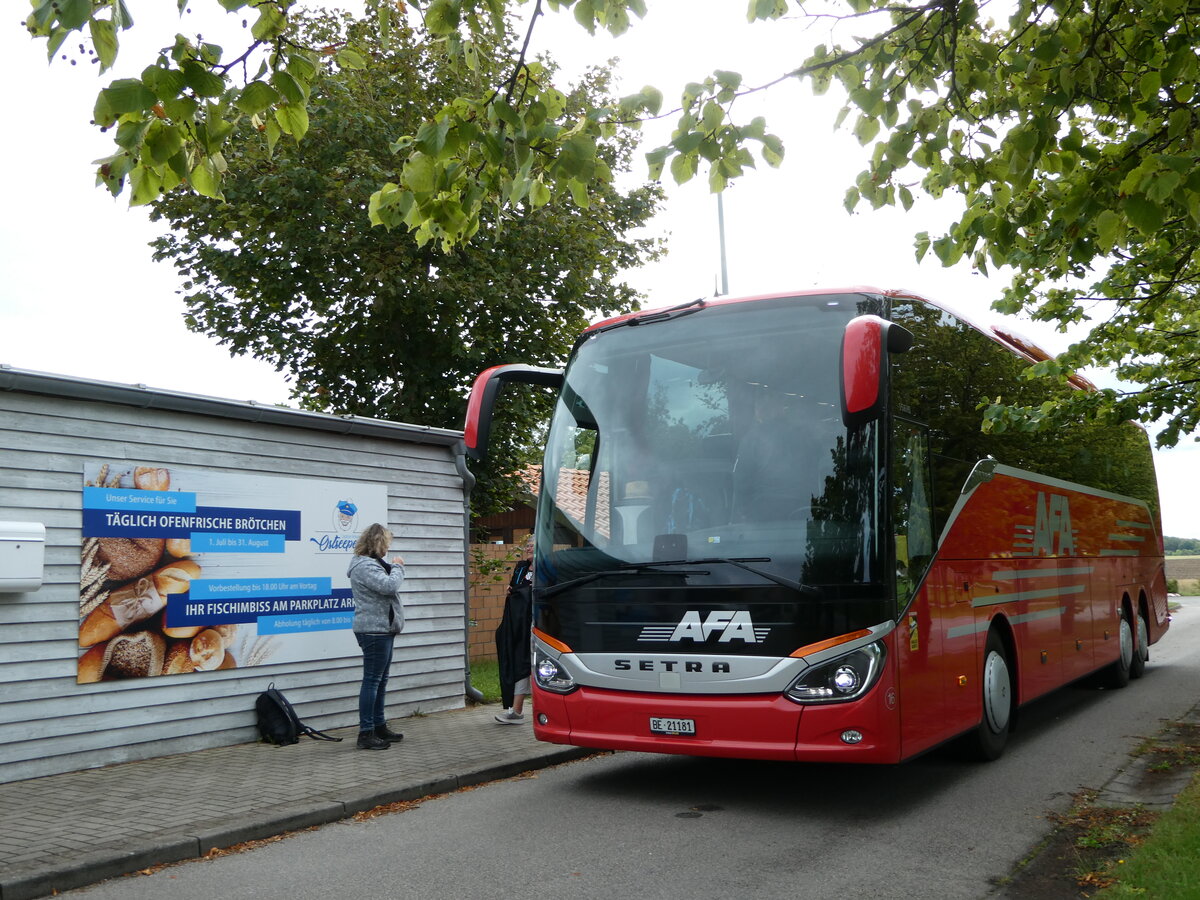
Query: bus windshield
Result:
<box><xmin>536</xmin><ymin>293</ymin><xmax>888</xmax><ymax>638</ymax></box>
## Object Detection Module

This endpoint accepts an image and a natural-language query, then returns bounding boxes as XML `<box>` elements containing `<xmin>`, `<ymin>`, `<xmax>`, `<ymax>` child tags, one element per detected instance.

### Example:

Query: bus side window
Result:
<box><xmin>893</xmin><ymin>419</ymin><xmax>935</xmax><ymax>611</ymax></box>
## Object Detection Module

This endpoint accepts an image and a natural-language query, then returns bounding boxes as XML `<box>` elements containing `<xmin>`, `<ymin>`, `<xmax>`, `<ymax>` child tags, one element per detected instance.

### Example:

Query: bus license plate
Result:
<box><xmin>650</xmin><ymin>716</ymin><xmax>695</xmax><ymax>736</ymax></box>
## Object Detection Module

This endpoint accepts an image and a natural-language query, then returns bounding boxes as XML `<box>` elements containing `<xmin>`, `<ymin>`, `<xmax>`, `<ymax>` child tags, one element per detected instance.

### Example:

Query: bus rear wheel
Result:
<box><xmin>1129</xmin><ymin>608</ymin><xmax>1149</xmax><ymax>680</ymax></box>
<box><xmin>966</xmin><ymin>630</ymin><xmax>1013</xmax><ymax>761</ymax></box>
<box><xmin>1101</xmin><ymin>608</ymin><xmax>1134</xmax><ymax>689</ymax></box>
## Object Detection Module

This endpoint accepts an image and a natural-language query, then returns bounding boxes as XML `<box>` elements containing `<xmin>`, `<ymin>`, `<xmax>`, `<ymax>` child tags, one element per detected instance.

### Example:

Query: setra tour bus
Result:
<box><xmin>464</xmin><ymin>288</ymin><xmax>1169</xmax><ymax>762</ymax></box>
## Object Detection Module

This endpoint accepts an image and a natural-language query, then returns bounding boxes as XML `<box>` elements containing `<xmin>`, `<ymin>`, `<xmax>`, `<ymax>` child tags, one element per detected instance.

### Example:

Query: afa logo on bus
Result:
<box><xmin>639</xmin><ymin>610</ymin><xmax>770</xmax><ymax>643</ymax></box>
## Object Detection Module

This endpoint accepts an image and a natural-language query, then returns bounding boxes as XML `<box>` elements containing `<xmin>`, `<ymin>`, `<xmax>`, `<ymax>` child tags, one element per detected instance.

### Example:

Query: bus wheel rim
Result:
<box><xmin>1136</xmin><ymin>614</ymin><xmax>1149</xmax><ymax>660</ymax></box>
<box><xmin>983</xmin><ymin>650</ymin><xmax>1011</xmax><ymax>732</ymax></box>
<box><xmin>1120</xmin><ymin>615</ymin><xmax>1134</xmax><ymax>668</ymax></box>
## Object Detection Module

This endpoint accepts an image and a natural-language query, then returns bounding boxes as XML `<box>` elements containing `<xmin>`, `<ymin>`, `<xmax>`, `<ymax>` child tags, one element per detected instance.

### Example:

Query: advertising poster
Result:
<box><xmin>78</xmin><ymin>461</ymin><xmax>387</xmax><ymax>683</ymax></box>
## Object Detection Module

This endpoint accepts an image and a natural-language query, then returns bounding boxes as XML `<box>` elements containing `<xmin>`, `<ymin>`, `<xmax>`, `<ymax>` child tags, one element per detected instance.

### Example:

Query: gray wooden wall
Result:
<box><xmin>0</xmin><ymin>376</ymin><xmax>468</xmax><ymax>784</ymax></box>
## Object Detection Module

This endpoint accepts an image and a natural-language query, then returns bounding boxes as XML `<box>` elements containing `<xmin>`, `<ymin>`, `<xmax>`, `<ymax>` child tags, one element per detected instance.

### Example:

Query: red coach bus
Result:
<box><xmin>465</xmin><ymin>288</ymin><xmax>1169</xmax><ymax>762</ymax></box>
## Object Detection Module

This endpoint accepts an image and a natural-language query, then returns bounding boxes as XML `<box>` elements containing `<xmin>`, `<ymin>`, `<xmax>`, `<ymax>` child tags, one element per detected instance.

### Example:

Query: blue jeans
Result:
<box><xmin>355</xmin><ymin>632</ymin><xmax>394</xmax><ymax>732</ymax></box>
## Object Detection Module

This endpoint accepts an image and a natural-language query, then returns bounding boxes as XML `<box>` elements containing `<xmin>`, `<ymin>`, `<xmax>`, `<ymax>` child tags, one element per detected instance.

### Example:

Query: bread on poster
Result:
<box><xmin>188</xmin><ymin>628</ymin><xmax>226</xmax><ymax>670</ymax></box>
<box><xmin>162</xmin><ymin>641</ymin><xmax>196</xmax><ymax>675</ymax></box>
<box><xmin>79</xmin><ymin>559</ymin><xmax>202</xmax><ymax>648</ymax></box>
<box><xmin>104</xmin><ymin>631</ymin><xmax>166</xmax><ymax>678</ymax></box>
<box><xmin>161</xmin><ymin>623</ymin><xmax>204</xmax><ymax>639</ymax></box>
<box><xmin>96</xmin><ymin>537</ymin><xmax>166</xmax><ymax>582</ymax></box>
<box><xmin>154</xmin><ymin>560</ymin><xmax>201</xmax><ymax>596</ymax></box>
<box><xmin>165</xmin><ymin>538</ymin><xmax>192</xmax><ymax>558</ymax></box>
<box><xmin>133</xmin><ymin>467</ymin><xmax>171</xmax><ymax>491</ymax></box>
<box><xmin>78</xmin><ymin>644</ymin><xmax>108</xmax><ymax>683</ymax></box>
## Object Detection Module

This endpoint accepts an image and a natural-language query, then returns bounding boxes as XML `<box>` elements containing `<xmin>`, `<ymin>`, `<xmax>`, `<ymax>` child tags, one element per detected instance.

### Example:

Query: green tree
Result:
<box><xmin>28</xmin><ymin>0</ymin><xmax>1200</xmax><ymax>444</ymax></box>
<box><xmin>147</xmin><ymin>9</ymin><xmax>663</xmax><ymax>514</ymax></box>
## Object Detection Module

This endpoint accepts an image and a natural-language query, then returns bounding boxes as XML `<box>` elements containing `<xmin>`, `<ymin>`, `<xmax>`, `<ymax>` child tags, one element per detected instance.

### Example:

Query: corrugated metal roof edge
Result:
<box><xmin>0</xmin><ymin>364</ymin><xmax>463</xmax><ymax>447</ymax></box>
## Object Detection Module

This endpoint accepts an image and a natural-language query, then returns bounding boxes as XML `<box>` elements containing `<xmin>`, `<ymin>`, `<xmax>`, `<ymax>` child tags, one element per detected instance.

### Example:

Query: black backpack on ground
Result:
<box><xmin>256</xmin><ymin>682</ymin><xmax>343</xmax><ymax>745</ymax></box>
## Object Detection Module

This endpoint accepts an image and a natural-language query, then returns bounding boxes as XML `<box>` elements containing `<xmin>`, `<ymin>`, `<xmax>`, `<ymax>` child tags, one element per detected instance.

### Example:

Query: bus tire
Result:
<box><xmin>1101</xmin><ymin>607</ymin><xmax>1134</xmax><ymax>689</ymax></box>
<box><xmin>967</xmin><ymin>630</ymin><xmax>1013</xmax><ymax>761</ymax></box>
<box><xmin>1129</xmin><ymin>607</ymin><xmax>1150</xmax><ymax>680</ymax></box>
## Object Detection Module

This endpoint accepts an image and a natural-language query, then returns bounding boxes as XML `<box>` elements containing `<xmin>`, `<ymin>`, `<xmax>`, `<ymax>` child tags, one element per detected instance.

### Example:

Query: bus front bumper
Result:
<box><xmin>531</xmin><ymin>684</ymin><xmax>901</xmax><ymax>763</ymax></box>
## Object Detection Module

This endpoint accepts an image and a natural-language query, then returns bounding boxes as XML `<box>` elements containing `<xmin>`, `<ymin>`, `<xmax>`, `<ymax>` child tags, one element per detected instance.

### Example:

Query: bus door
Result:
<box><xmin>896</xmin><ymin>570</ymin><xmax>948</xmax><ymax>758</ymax></box>
<box><xmin>893</xmin><ymin>421</ymin><xmax>958</xmax><ymax>757</ymax></box>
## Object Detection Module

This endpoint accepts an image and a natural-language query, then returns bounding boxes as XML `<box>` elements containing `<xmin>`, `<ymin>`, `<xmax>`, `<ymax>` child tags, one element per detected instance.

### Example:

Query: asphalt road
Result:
<box><xmin>67</xmin><ymin>597</ymin><xmax>1200</xmax><ymax>900</ymax></box>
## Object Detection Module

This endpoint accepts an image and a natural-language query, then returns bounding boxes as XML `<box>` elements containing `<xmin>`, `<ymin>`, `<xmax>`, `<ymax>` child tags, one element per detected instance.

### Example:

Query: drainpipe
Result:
<box><xmin>455</xmin><ymin>441</ymin><xmax>485</xmax><ymax>703</ymax></box>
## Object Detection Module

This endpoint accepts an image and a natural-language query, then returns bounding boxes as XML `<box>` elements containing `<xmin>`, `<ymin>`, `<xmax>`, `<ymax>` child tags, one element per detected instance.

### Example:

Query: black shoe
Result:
<box><xmin>357</xmin><ymin>730</ymin><xmax>390</xmax><ymax>750</ymax></box>
<box><xmin>374</xmin><ymin>724</ymin><xmax>404</xmax><ymax>743</ymax></box>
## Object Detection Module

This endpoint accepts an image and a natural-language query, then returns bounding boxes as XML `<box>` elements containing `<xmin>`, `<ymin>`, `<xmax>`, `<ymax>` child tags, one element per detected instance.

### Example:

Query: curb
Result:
<box><xmin>0</xmin><ymin>747</ymin><xmax>595</xmax><ymax>900</ymax></box>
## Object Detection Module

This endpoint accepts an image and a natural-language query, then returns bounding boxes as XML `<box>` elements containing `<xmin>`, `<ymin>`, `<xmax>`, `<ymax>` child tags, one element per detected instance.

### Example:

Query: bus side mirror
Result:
<box><xmin>464</xmin><ymin>364</ymin><xmax>564</xmax><ymax>462</ymax></box>
<box><xmin>840</xmin><ymin>315</ymin><xmax>912</xmax><ymax>428</ymax></box>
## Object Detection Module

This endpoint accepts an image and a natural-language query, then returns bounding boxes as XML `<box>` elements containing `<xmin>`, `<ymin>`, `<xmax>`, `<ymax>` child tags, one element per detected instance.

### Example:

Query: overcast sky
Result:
<box><xmin>2</xmin><ymin>2</ymin><xmax>1197</xmax><ymax>537</ymax></box>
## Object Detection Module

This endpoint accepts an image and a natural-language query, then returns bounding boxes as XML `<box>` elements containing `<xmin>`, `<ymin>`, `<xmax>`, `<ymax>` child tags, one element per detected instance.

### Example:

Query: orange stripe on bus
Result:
<box><xmin>789</xmin><ymin>629</ymin><xmax>873</xmax><ymax>658</ymax></box>
<box><xmin>533</xmin><ymin>627</ymin><xmax>573</xmax><ymax>654</ymax></box>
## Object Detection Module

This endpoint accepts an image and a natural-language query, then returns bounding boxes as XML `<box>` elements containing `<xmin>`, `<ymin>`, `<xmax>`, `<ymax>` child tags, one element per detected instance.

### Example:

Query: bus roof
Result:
<box><xmin>588</xmin><ymin>287</ymin><xmax>1095</xmax><ymax>393</ymax></box>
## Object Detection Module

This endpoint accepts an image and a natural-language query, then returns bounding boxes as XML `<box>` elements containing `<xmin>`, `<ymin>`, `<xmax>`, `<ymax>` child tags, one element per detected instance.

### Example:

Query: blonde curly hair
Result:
<box><xmin>354</xmin><ymin>523</ymin><xmax>392</xmax><ymax>558</ymax></box>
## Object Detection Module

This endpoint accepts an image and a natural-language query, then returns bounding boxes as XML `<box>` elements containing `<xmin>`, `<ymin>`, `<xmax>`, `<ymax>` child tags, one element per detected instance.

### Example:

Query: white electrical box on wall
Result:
<box><xmin>0</xmin><ymin>522</ymin><xmax>46</xmax><ymax>593</ymax></box>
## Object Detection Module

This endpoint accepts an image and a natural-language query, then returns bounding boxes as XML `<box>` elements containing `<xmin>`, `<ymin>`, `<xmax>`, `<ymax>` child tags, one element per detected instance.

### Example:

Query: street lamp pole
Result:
<box><xmin>716</xmin><ymin>192</ymin><xmax>729</xmax><ymax>296</ymax></box>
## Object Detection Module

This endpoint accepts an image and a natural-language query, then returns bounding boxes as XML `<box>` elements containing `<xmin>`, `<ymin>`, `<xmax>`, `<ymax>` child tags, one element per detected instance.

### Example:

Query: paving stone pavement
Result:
<box><xmin>0</xmin><ymin>704</ymin><xmax>593</xmax><ymax>900</ymax></box>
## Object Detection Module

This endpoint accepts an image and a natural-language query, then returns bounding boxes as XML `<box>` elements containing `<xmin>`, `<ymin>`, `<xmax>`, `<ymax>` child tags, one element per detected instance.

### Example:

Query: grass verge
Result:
<box><xmin>1095</xmin><ymin>770</ymin><xmax>1200</xmax><ymax>897</ymax></box>
<box><xmin>469</xmin><ymin>657</ymin><xmax>502</xmax><ymax>704</ymax></box>
<box><xmin>998</xmin><ymin>717</ymin><xmax>1200</xmax><ymax>897</ymax></box>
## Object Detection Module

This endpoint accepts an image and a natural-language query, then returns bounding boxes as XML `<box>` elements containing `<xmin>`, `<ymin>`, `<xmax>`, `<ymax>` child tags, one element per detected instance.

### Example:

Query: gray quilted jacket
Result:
<box><xmin>348</xmin><ymin>555</ymin><xmax>406</xmax><ymax>634</ymax></box>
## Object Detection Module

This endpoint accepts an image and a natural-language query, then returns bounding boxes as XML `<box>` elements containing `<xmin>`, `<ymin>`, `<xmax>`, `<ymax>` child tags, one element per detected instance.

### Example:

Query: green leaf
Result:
<box><xmin>114</xmin><ymin>118</ymin><xmax>150</xmax><ymax>151</ymax></box>
<box><xmin>236</xmin><ymin>81</ymin><xmax>280</xmax><ymax>116</ymax></box>
<box><xmin>273</xmin><ymin>103</ymin><xmax>309</xmax><ymax>140</ymax></box>
<box><xmin>701</xmin><ymin>101</ymin><xmax>724</xmax><ymax>130</ymax></box>
<box><xmin>426</xmin><ymin>0</ymin><xmax>461</xmax><ymax>35</ymax></box>
<box><xmin>529</xmin><ymin>178</ymin><xmax>551</xmax><ymax>208</ymax></box>
<box><xmin>55</xmin><ymin>0</ymin><xmax>90</xmax><ymax>29</ymax></box>
<box><xmin>670</xmin><ymin>153</ymin><xmax>697</xmax><ymax>184</ymax></box>
<box><xmin>1123</xmin><ymin>194</ymin><xmax>1164</xmax><ymax>235</ymax></box>
<box><xmin>271</xmin><ymin>71</ymin><xmax>306</xmax><ymax>105</ymax></box>
<box><xmin>569</xmin><ymin>178</ymin><xmax>590</xmax><ymax>207</ymax></box>
<box><xmin>853</xmin><ymin>115</ymin><xmax>880</xmax><ymax>145</ymax></box>
<box><xmin>143</xmin><ymin>120</ymin><xmax>184</xmax><ymax>165</ymax></box>
<box><xmin>161</xmin><ymin>95</ymin><xmax>199</xmax><ymax>123</ymax></box>
<box><xmin>336</xmin><ymin>48</ymin><xmax>367</xmax><ymax>70</ymax></box>
<box><xmin>142</xmin><ymin>65</ymin><xmax>187</xmax><ymax>100</ymax></box>
<box><xmin>181</xmin><ymin>62</ymin><xmax>225</xmax><ymax>99</ymax></box>
<box><xmin>251</xmin><ymin>5</ymin><xmax>288</xmax><ymax>41</ymax></box>
<box><xmin>189</xmin><ymin>157</ymin><xmax>224</xmax><ymax>200</ymax></box>
<box><xmin>1147</xmin><ymin>171</ymin><xmax>1182</xmax><ymax>203</ymax></box>
<box><xmin>761</xmin><ymin>134</ymin><xmax>784</xmax><ymax>167</ymax></box>
<box><xmin>264</xmin><ymin>118</ymin><xmax>281</xmax><ymax>155</ymax></box>
<box><xmin>129</xmin><ymin>163</ymin><xmax>163</xmax><ymax>206</ymax></box>
<box><xmin>574</xmin><ymin>1</ymin><xmax>597</xmax><ymax>34</ymax></box>
<box><xmin>645</xmin><ymin>146</ymin><xmax>670</xmax><ymax>181</ymax></box>
<box><xmin>99</xmin><ymin>79</ymin><xmax>157</xmax><ymax>116</ymax></box>
<box><xmin>89</xmin><ymin>18</ymin><xmax>118</xmax><ymax>73</ymax></box>
<box><xmin>286</xmin><ymin>54</ymin><xmax>317</xmax><ymax>86</ymax></box>
<box><xmin>403</xmin><ymin>152</ymin><xmax>439</xmax><ymax>194</ymax></box>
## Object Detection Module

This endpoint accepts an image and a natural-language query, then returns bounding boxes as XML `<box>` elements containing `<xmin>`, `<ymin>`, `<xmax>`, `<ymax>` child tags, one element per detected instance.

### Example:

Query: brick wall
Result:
<box><xmin>468</xmin><ymin>542</ymin><xmax>524</xmax><ymax>661</ymax></box>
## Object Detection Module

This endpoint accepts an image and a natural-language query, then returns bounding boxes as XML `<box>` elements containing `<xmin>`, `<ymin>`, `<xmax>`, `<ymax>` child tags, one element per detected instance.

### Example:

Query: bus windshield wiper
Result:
<box><xmin>649</xmin><ymin>557</ymin><xmax>822</xmax><ymax>598</ymax></box>
<box><xmin>539</xmin><ymin>561</ymin><xmax>710</xmax><ymax>599</ymax></box>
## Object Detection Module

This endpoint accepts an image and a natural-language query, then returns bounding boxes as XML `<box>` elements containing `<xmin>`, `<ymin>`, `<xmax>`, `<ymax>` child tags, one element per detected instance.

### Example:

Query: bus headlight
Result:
<box><xmin>534</xmin><ymin>648</ymin><xmax>577</xmax><ymax>694</ymax></box>
<box><xmin>785</xmin><ymin>642</ymin><xmax>885</xmax><ymax>704</ymax></box>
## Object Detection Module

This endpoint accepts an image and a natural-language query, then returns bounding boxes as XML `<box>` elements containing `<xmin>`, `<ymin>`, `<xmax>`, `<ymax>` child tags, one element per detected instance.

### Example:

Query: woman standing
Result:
<box><xmin>494</xmin><ymin>535</ymin><xmax>534</xmax><ymax>725</ymax></box>
<box><xmin>348</xmin><ymin>523</ymin><xmax>406</xmax><ymax>750</ymax></box>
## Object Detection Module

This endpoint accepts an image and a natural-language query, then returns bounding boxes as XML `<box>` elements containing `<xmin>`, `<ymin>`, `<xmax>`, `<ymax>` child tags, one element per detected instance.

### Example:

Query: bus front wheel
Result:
<box><xmin>967</xmin><ymin>630</ymin><xmax>1013</xmax><ymax>761</ymax></box>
